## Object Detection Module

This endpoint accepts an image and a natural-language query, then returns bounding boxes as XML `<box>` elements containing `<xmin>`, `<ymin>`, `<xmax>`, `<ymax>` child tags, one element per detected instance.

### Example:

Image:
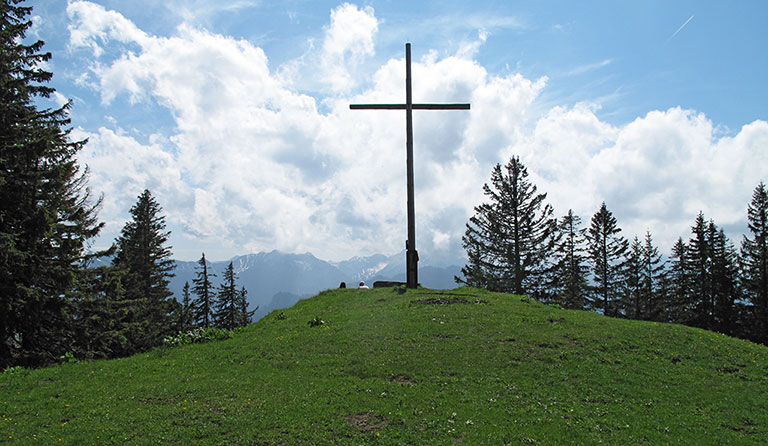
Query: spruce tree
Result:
<box><xmin>458</xmin><ymin>156</ymin><xmax>555</xmax><ymax>296</ymax></box>
<box><xmin>192</xmin><ymin>253</ymin><xmax>216</xmax><ymax>328</ymax></box>
<box><xmin>640</xmin><ymin>231</ymin><xmax>666</xmax><ymax>321</ymax></box>
<box><xmin>741</xmin><ymin>181</ymin><xmax>768</xmax><ymax>342</ymax></box>
<box><xmin>69</xmin><ymin>266</ymin><xmax>130</xmax><ymax>359</ymax></box>
<box><xmin>112</xmin><ymin>189</ymin><xmax>176</xmax><ymax>352</ymax></box>
<box><xmin>621</xmin><ymin>236</ymin><xmax>645</xmax><ymax>319</ymax></box>
<box><xmin>0</xmin><ymin>0</ymin><xmax>104</xmax><ymax>367</ymax></box>
<box><xmin>686</xmin><ymin>213</ymin><xmax>739</xmax><ymax>333</ymax></box>
<box><xmin>709</xmin><ymin>225</ymin><xmax>738</xmax><ymax>334</ymax></box>
<box><xmin>687</xmin><ymin>212</ymin><xmax>712</xmax><ymax>329</ymax></box>
<box><xmin>214</xmin><ymin>262</ymin><xmax>240</xmax><ymax>330</ymax></box>
<box><xmin>236</xmin><ymin>286</ymin><xmax>256</xmax><ymax>327</ymax></box>
<box><xmin>586</xmin><ymin>202</ymin><xmax>628</xmax><ymax>316</ymax></box>
<box><xmin>177</xmin><ymin>281</ymin><xmax>195</xmax><ymax>332</ymax></box>
<box><xmin>548</xmin><ymin>210</ymin><xmax>590</xmax><ymax>309</ymax></box>
<box><xmin>666</xmin><ymin>238</ymin><xmax>693</xmax><ymax>323</ymax></box>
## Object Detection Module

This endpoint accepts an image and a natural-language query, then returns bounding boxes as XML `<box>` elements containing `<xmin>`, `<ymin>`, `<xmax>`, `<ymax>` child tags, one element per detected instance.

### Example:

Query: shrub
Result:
<box><xmin>163</xmin><ymin>327</ymin><xmax>239</xmax><ymax>348</ymax></box>
<box><xmin>308</xmin><ymin>316</ymin><xmax>325</xmax><ymax>327</ymax></box>
<box><xmin>2</xmin><ymin>366</ymin><xmax>25</xmax><ymax>375</ymax></box>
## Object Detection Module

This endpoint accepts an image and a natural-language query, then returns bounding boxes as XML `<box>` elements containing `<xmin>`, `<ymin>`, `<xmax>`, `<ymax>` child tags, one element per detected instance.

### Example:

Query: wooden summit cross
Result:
<box><xmin>350</xmin><ymin>43</ymin><xmax>470</xmax><ymax>289</ymax></box>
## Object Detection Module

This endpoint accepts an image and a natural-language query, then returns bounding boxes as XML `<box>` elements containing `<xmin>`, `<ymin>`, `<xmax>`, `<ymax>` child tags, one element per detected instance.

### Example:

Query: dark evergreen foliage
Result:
<box><xmin>548</xmin><ymin>210</ymin><xmax>590</xmax><ymax>309</ymax></box>
<box><xmin>192</xmin><ymin>253</ymin><xmax>216</xmax><ymax>328</ymax></box>
<box><xmin>111</xmin><ymin>189</ymin><xmax>177</xmax><ymax>353</ymax></box>
<box><xmin>709</xmin><ymin>225</ymin><xmax>739</xmax><ymax>334</ymax></box>
<box><xmin>236</xmin><ymin>286</ymin><xmax>256</xmax><ymax>327</ymax></box>
<box><xmin>666</xmin><ymin>238</ymin><xmax>694</xmax><ymax>323</ymax></box>
<box><xmin>640</xmin><ymin>231</ymin><xmax>666</xmax><ymax>321</ymax></box>
<box><xmin>214</xmin><ymin>262</ymin><xmax>241</xmax><ymax>330</ymax></box>
<box><xmin>70</xmin><ymin>266</ymin><xmax>131</xmax><ymax>359</ymax></box>
<box><xmin>586</xmin><ymin>203</ymin><xmax>628</xmax><ymax>316</ymax></box>
<box><xmin>458</xmin><ymin>156</ymin><xmax>555</xmax><ymax>296</ymax></box>
<box><xmin>0</xmin><ymin>0</ymin><xmax>104</xmax><ymax>368</ymax></box>
<box><xmin>112</xmin><ymin>190</ymin><xmax>176</xmax><ymax>354</ymax></box>
<box><xmin>211</xmin><ymin>263</ymin><xmax>255</xmax><ymax>329</ymax></box>
<box><xmin>620</xmin><ymin>232</ymin><xmax>666</xmax><ymax>321</ymax></box>
<box><xmin>177</xmin><ymin>281</ymin><xmax>195</xmax><ymax>332</ymax></box>
<box><xmin>621</xmin><ymin>236</ymin><xmax>644</xmax><ymax>319</ymax></box>
<box><xmin>741</xmin><ymin>182</ymin><xmax>768</xmax><ymax>342</ymax></box>
<box><xmin>687</xmin><ymin>212</ymin><xmax>712</xmax><ymax>328</ymax></box>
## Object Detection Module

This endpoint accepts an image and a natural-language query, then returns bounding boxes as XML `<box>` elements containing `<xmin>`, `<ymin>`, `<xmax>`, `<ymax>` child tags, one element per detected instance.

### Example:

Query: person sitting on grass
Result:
<box><xmin>358</xmin><ymin>281</ymin><xmax>369</xmax><ymax>289</ymax></box>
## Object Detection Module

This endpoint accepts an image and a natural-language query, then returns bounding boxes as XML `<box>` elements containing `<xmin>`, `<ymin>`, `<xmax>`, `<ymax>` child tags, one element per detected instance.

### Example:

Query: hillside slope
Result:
<box><xmin>168</xmin><ymin>251</ymin><xmax>462</xmax><ymax>320</ymax></box>
<box><xmin>2</xmin><ymin>287</ymin><xmax>767</xmax><ymax>444</ymax></box>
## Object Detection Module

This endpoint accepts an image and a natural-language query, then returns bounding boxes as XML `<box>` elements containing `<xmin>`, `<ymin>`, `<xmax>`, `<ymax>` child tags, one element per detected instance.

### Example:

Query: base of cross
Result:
<box><xmin>372</xmin><ymin>281</ymin><xmax>421</xmax><ymax>288</ymax></box>
<box><xmin>406</xmin><ymin>248</ymin><xmax>419</xmax><ymax>289</ymax></box>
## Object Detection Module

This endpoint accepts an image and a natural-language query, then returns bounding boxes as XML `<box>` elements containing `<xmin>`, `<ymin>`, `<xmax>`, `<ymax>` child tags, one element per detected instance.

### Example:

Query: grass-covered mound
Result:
<box><xmin>2</xmin><ymin>287</ymin><xmax>767</xmax><ymax>444</ymax></box>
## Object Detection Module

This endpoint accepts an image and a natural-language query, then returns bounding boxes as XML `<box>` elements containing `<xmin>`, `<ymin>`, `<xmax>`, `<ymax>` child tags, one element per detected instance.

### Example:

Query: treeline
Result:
<box><xmin>177</xmin><ymin>254</ymin><xmax>256</xmax><ymax>333</ymax></box>
<box><xmin>459</xmin><ymin>156</ymin><xmax>768</xmax><ymax>344</ymax></box>
<box><xmin>0</xmin><ymin>2</ymin><xmax>254</xmax><ymax>369</ymax></box>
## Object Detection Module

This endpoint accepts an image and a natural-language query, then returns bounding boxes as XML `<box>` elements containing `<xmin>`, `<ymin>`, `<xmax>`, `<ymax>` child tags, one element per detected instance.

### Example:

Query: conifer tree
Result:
<box><xmin>586</xmin><ymin>202</ymin><xmax>628</xmax><ymax>316</ymax></box>
<box><xmin>236</xmin><ymin>286</ymin><xmax>256</xmax><ymax>327</ymax></box>
<box><xmin>741</xmin><ymin>181</ymin><xmax>768</xmax><ymax>342</ymax></box>
<box><xmin>640</xmin><ymin>231</ymin><xmax>666</xmax><ymax>321</ymax></box>
<box><xmin>214</xmin><ymin>262</ymin><xmax>240</xmax><ymax>330</ymax></box>
<box><xmin>214</xmin><ymin>263</ymin><xmax>256</xmax><ymax>329</ymax></box>
<box><xmin>192</xmin><ymin>253</ymin><xmax>216</xmax><ymax>328</ymax></box>
<box><xmin>709</xmin><ymin>225</ymin><xmax>739</xmax><ymax>334</ymax></box>
<box><xmin>548</xmin><ymin>210</ymin><xmax>590</xmax><ymax>309</ymax></box>
<box><xmin>0</xmin><ymin>0</ymin><xmax>104</xmax><ymax>367</ymax></box>
<box><xmin>459</xmin><ymin>156</ymin><xmax>556</xmax><ymax>296</ymax></box>
<box><xmin>111</xmin><ymin>190</ymin><xmax>176</xmax><ymax>352</ymax></box>
<box><xmin>177</xmin><ymin>281</ymin><xmax>195</xmax><ymax>332</ymax></box>
<box><xmin>687</xmin><ymin>212</ymin><xmax>711</xmax><ymax>328</ymax></box>
<box><xmin>666</xmin><ymin>238</ymin><xmax>693</xmax><ymax>323</ymax></box>
<box><xmin>69</xmin><ymin>266</ymin><xmax>130</xmax><ymax>359</ymax></box>
<box><xmin>621</xmin><ymin>236</ymin><xmax>645</xmax><ymax>319</ymax></box>
<box><xmin>686</xmin><ymin>213</ymin><xmax>738</xmax><ymax>333</ymax></box>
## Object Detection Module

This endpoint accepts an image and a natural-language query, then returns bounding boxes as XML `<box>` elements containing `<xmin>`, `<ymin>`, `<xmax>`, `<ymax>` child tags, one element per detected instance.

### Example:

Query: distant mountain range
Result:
<box><xmin>168</xmin><ymin>251</ymin><xmax>464</xmax><ymax>321</ymax></box>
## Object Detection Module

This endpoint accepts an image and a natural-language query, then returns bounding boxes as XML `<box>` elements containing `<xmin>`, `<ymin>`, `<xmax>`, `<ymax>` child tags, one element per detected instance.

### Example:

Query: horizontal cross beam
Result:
<box><xmin>350</xmin><ymin>103</ymin><xmax>470</xmax><ymax>110</ymax></box>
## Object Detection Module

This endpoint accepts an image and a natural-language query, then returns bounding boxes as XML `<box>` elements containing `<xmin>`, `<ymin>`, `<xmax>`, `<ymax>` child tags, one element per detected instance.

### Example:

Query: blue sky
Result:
<box><xmin>26</xmin><ymin>0</ymin><xmax>768</xmax><ymax>262</ymax></box>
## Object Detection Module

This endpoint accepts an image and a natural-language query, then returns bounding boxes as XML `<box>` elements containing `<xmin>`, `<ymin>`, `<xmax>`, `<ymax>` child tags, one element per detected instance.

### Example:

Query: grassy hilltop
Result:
<box><xmin>1</xmin><ymin>287</ymin><xmax>767</xmax><ymax>445</ymax></box>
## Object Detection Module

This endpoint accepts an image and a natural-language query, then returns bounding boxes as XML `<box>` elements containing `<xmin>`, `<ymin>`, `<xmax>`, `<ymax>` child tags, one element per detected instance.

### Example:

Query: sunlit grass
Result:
<box><xmin>2</xmin><ymin>286</ymin><xmax>767</xmax><ymax>444</ymax></box>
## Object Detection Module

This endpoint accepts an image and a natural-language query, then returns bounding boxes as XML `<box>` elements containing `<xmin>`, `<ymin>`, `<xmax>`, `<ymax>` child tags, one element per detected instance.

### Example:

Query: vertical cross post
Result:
<box><xmin>350</xmin><ymin>43</ymin><xmax>470</xmax><ymax>288</ymax></box>
<box><xmin>404</xmin><ymin>43</ymin><xmax>417</xmax><ymax>289</ymax></box>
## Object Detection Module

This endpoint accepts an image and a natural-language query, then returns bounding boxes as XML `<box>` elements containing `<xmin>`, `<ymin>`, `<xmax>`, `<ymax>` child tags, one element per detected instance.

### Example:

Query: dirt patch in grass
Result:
<box><xmin>389</xmin><ymin>374</ymin><xmax>415</xmax><ymax>384</ymax></box>
<box><xmin>345</xmin><ymin>412</ymin><xmax>390</xmax><ymax>432</ymax></box>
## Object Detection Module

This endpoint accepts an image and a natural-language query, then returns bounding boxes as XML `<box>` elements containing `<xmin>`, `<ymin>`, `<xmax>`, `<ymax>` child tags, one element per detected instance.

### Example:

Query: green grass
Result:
<box><xmin>2</xmin><ymin>287</ymin><xmax>767</xmax><ymax>444</ymax></box>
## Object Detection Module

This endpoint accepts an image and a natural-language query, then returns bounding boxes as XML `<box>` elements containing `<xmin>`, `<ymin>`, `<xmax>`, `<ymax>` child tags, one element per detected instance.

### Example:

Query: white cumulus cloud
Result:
<box><xmin>66</xmin><ymin>1</ymin><xmax>767</xmax><ymax>263</ymax></box>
